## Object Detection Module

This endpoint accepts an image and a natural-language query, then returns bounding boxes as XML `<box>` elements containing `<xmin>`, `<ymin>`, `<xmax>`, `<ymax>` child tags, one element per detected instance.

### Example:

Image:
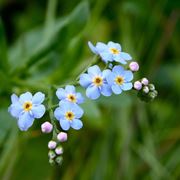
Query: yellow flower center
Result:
<box><xmin>65</xmin><ymin>111</ymin><xmax>74</xmax><ymax>121</ymax></box>
<box><xmin>23</xmin><ymin>101</ymin><xmax>32</xmax><ymax>111</ymax></box>
<box><xmin>93</xmin><ymin>76</ymin><xmax>103</xmax><ymax>87</ymax></box>
<box><xmin>115</xmin><ymin>76</ymin><xmax>124</xmax><ymax>85</ymax></box>
<box><xmin>110</xmin><ymin>48</ymin><xmax>120</xmax><ymax>54</ymax></box>
<box><xmin>67</xmin><ymin>94</ymin><xmax>76</xmax><ymax>103</ymax></box>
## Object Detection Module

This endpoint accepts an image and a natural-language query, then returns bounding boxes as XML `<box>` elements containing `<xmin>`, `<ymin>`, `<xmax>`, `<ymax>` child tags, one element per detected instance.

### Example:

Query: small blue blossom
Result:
<box><xmin>106</xmin><ymin>65</ymin><xmax>133</xmax><ymax>94</ymax></box>
<box><xmin>8</xmin><ymin>92</ymin><xmax>46</xmax><ymax>131</ymax></box>
<box><xmin>56</xmin><ymin>85</ymin><xmax>84</xmax><ymax>104</ymax></box>
<box><xmin>88</xmin><ymin>41</ymin><xmax>132</xmax><ymax>64</ymax></box>
<box><xmin>79</xmin><ymin>65</ymin><xmax>112</xmax><ymax>100</ymax></box>
<box><xmin>54</xmin><ymin>102</ymin><xmax>84</xmax><ymax>131</ymax></box>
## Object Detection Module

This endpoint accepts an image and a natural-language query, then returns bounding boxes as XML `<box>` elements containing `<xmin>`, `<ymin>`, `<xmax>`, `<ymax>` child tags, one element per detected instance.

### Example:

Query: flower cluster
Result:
<box><xmin>8</xmin><ymin>40</ymin><xmax>158</xmax><ymax>166</ymax></box>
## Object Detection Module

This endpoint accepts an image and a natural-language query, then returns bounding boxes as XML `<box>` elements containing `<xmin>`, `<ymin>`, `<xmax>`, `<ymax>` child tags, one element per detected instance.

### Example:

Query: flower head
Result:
<box><xmin>79</xmin><ymin>65</ymin><xmax>112</xmax><ymax>100</ymax></box>
<box><xmin>54</xmin><ymin>102</ymin><xmax>83</xmax><ymax>131</ymax></box>
<box><xmin>88</xmin><ymin>41</ymin><xmax>132</xmax><ymax>64</ymax></box>
<box><xmin>56</xmin><ymin>85</ymin><xmax>84</xmax><ymax>104</ymax></box>
<box><xmin>8</xmin><ymin>92</ymin><xmax>45</xmax><ymax>131</ymax></box>
<box><xmin>106</xmin><ymin>65</ymin><xmax>133</xmax><ymax>94</ymax></box>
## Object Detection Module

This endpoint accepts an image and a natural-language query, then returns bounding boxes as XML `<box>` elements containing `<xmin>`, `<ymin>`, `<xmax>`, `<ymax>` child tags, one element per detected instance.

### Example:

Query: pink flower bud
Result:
<box><xmin>129</xmin><ymin>61</ymin><xmax>139</xmax><ymax>72</ymax></box>
<box><xmin>57</xmin><ymin>132</ymin><xmax>68</xmax><ymax>142</ymax></box>
<box><xmin>141</xmin><ymin>78</ymin><xmax>149</xmax><ymax>85</ymax></box>
<box><xmin>41</xmin><ymin>122</ymin><xmax>53</xmax><ymax>133</ymax></box>
<box><xmin>55</xmin><ymin>146</ymin><xmax>63</xmax><ymax>155</ymax></box>
<box><xmin>48</xmin><ymin>140</ymin><xmax>57</xmax><ymax>149</ymax></box>
<box><xmin>134</xmin><ymin>81</ymin><xmax>142</xmax><ymax>90</ymax></box>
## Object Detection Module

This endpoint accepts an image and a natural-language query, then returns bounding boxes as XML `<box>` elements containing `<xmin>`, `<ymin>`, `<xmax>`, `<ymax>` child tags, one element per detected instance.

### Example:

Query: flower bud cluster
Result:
<box><xmin>48</xmin><ymin>132</ymin><xmax>68</xmax><ymax>166</ymax></box>
<box><xmin>134</xmin><ymin>78</ymin><xmax>158</xmax><ymax>102</ymax></box>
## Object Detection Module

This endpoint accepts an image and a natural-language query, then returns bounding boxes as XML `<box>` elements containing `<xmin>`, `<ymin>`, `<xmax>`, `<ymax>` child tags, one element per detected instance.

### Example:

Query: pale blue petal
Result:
<box><xmin>112</xmin><ymin>85</ymin><xmax>122</xmax><ymax>94</ymax></box>
<box><xmin>121</xmin><ymin>83</ymin><xmax>133</xmax><ymax>91</ymax></box>
<box><xmin>112</xmin><ymin>65</ymin><xmax>125</xmax><ymax>74</ymax></box>
<box><xmin>124</xmin><ymin>71</ymin><xmax>133</xmax><ymax>81</ymax></box>
<box><xmin>101</xmin><ymin>84</ymin><xmax>112</xmax><ymax>96</ymax></box>
<box><xmin>76</xmin><ymin>93</ymin><xmax>84</xmax><ymax>104</ymax></box>
<box><xmin>114</xmin><ymin>55</ymin><xmax>127</xmax><ymax>64</ymax></box>
<box><xmin>56</xmin><ymin>88</ymin><xmax>66</xmax><ymax>100</ymax></box>
<box><xmin>32</xmin><ymin>92</ymin><xmax>45</xmax><ymax>105</ymax></box>
<box><xmin>60</xmin><ymin>119</ymin><xmax>70</xmax><ymax>131</ymax></box>
<box><xmin>18</xmin><ymin>112</ymin><xmax>34</xmax><ymax>131</ymax></box>
<box><xmin>120</xmin><ymin>52</ymin><xmax>132</xmax><ymax>60</ymax></box>
<box><xmin>102</xmin><ymin>69</ymin><xmax>111</xmax><ymax>79</ymax></box>
<box><xmin>72</xmin><ymin>104</ymin><xmax>84</xmax><ymax>118</ymax></box>
<box><xmin>107</xmin><ymin>41</ymin><xmax>121</xmax><ymax>51</ymax></box>
<box><xmin>71</xmin><ymin>119</ymin><xmax>83</xmax><ymax>130</ymax></box>
<box><xmin>106</xmin><ymin>72</ymin><xmax>115</xmax><ymax>85</ymax></box>
<box><xmin>65</xmin><ymin>85</ymin><xmax>76</xmax><ymax>93</ymax></box>
<box><xmin>79</xmin><ymin>74</ymin><xmax>92</xmax><ymax>88</ymax></box>
<box><xmin>8</xmin><ymin>103</ymin><xmax>23</xmax><ymax>118</ymax></box>
<box><xmin>54</xmin><ymin>107</ymin><xmax>65</xmax><ymax>120</ymax></box>
<box><xmin>19</xmin><ymin>92</ymin><xmax>32</xmax><ymax>104</ymax></box>
<box><xmin>87</xmin><ymin>65</ymin><xmax>101</xmax><ymax>76</ymax></box>
<box><xmin>100</xmin><ymin>52</ymin><xmax>113</xmax><ymax>62</ymax></box>
<box><xmin>11</xmin><ymin>94</ymin><xmax>19</xmax><ymax>103</ymax></box>
<box><xmin>88</xmin><ymin>41</ymin><xmax>98</xmax><ymax>54</ymax></box>
<box><xmin>31</xmin><ymin>105</ymin><xmax>45</xmax><ymax>118</ymax></box>
<box><xmin>86</xmin><ymin>85</ymin><xmax>100</xmax><ymax>100</ymax></box>
<box><xmin>96</xmin><ymin>42</ymin><xmax>108</xmax><ymax>52</ymax></box>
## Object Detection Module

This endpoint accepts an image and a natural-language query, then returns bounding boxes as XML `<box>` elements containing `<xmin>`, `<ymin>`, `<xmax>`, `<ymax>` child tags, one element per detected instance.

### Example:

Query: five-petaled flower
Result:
<box><xmin>56</xmin><ymin>85</ymin><xmax>84</xmax><ymax>104</ymax></box>
<box><xmin>106</xmin><ymin>65</ymin><xmax>133</xmax><ymax>94</ymax></box>
<box><xmin>54</xmin><ymin>102</ymin><xmax>83</xmax><ymax>131</ymax></box>
<box><xmin>79</xmin><ymin>65</ymin><xmax>112</xmax><ymax>100</ymax></box>
<box><xmin>88</xmin><ymin>41</ymin><xmax>132</xmax><ymax>64</ymax></box>
<box><xmin>8</xmin><ymin>92</ymin><xmax>46</xmax><ymax>131</ymax></box>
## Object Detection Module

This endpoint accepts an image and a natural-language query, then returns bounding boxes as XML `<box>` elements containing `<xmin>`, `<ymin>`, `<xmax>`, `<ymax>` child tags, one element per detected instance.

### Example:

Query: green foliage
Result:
<box><xmin>0</xmin><ymin>0</ymin><xmax>179</xmax><ymax>179</ymax></box>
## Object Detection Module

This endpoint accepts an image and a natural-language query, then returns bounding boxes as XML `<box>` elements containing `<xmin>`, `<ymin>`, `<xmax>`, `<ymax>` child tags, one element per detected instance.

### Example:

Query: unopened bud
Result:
<box><xmin>41</xmin><ymin>122</ymin><xmax>53</xmax><ymax>133</ymax></box>
<box><xmin>141</xmin><ymin>78</ymin><xmax>149</xmax><ymax>85</ymax></box>
<box><xmin>48</xmin><ymin>150</ymin><xmax>56</xmax><ymax>159</ymax></box>
<box><xmin>129</xmin><ymin>61</ymin><xmax>139</xmax><ymax>72</ymax></box>
<box><xmin>134</xmin><ymin>81</ymin><xmax>142</xmax><ymax>90</ymax></box>
<box><xmin>55</xmin><ymin>156</ymin><xmax>63</xmax><ymax>165</ymax></box>
<box><xmin>148</xmin><ymin>84</ymin><xmax>155</xmax><ymax>91</ymax></box>
<box><xmin>57</xmin><ymin>132</ymin><xmax>68</xmax><ymax>142</ymax></box>
<box><xmin>143</xmin><ymin>86</ymin><xmax>149</xmax><ymax>94</ymax></box>
<box><xmin>48</xmin><ymin>140</ymin><xmax>57</xmax><ymax>149</ymax></box>
<box><xmin>55</xmin><ymin>146</ymin><xmax>63</xmax><ymax>155</ymax></box>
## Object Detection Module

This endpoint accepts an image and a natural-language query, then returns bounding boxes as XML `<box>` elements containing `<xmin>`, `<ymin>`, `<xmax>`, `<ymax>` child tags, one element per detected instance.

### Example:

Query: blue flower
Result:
<box><xmin>79</xmin><ymin>65</ymin><xmax>112</xmax><ymax>100</ymax></box>
<box><xmin>106</xmin><ymin>65</ymin><xmax>133</xmax><ymax>94</ymax></box>
<box><xmin>8</xmin><ymin>92</ymin><xmax>46</xmax><ymax>131</ymax></box>
<box><xmin>56</xmin><ymin>85</ymin><xmax>84</xmax><ymax>104</ymax></box>
<box><xmin>88</xmin><ymin>41</ymin><xmax>132</xmax><ymax>64</ymax></box>
<box><xmin>54</xmin><ymin>102</ymin><xmax>83</xmax><ymax>131</ymax></box>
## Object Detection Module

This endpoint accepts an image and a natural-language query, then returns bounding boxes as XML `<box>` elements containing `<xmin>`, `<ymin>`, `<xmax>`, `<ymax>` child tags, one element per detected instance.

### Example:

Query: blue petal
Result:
<box><xmin>19</xmin><ymin>92</ymin><xmax>32</xmax><ymax>104</ymax></box>
<box><xmin>120</xmin><ymin>52</ymin><xmax>132</xmax><ymax>60</ymax></box>
<box><xmin>111</xmin><ymin>85</ymin><xmax>122</xmax><ymax>94</ymax></box>
<box><xmin>100</xmin><ymin>52</ymin><xmax>113</xmax><ymax>62</ymax></box>
<box><xmin>8</xmin><ymin>103</ymin><xmax>23</xmax><ymax>118</ymax></box>
<box><xmin>72</xmin><ymin>104</ymin><xmax>84</xmax><ymax>118</ymax></box>
<box><xmin>86</xmin><ymin>85</ymin><xmax>100</xmax><ymax>100</ymax></box>
<box><xmin>32</xmin><ymin>92</ymin><xmax>45</xmax><ymax>105</ymax></box>
<box><xmin>56</xmin><ymin>88</ymin><xmax>66</xmax><ymax>100</ymax></box>
<box><xmin>107</xmin><ymin>41</ymin><xmax>121</xmax><ymax>51</ymax></box>
<box><xmin>18</xmin><ymin>112</ymin><xmax>34</xmax><ymax>131</ymax></box>
<box><xmin>114</xmin><ymin>55</ymin><xmax>127</xmax><ymax>64</ymax></box>
<box><xmin>54</xmin><ymin>107</ymin><xmax>65</xmax><ymax>120</ymax></box>
<box><xmin>76</xmin><ymin>92</ymin><xmax>84</xmax><ymax>104</ymax></box>
<box><xmin>60</xmin><ymin>119</ymin><xmax>70</xmax><ymax>131</ymax></box>
<box><xmin>112</xmin><ymin>65</ymin><xmax>125</xmax><ymax>76</ymax></box>
<box><xmin>79</xmin><ymin>74</ymin><xmax>92</xmax><ymax>88</ymax></box>
<box><xmin>102</xmin><ymin>69</ymin><xmax>111</xmax><ymax>79</ymax></box>
<box><xmin>88</xmin><ymin>41</ymin><xmax>98</xmax><ymax>54</ymax></box>
<box><xmin>71</xmin><ymin>119</ymin><xmax>83</xmax><ymax>130</ymax></box>
<box><xmin>31</xmin><ymin>105</ymin><xmax>45</xmax><ymax>118</ymax></box>
<box><xmin>106</xmin><ymin>72</ymin><xmax>116</xmax><ymax>86</ymax></box>
<box><xmin>101</xmin><ymin>84</ymin><xmax>112</xmax><ymax>97</ymax></box>
<box><xmin>96</xmin><ymin>42</ymin><xmax>108</xmax><ymax>52</ymax></box>
<box><xmin>121</xmin><ymin>83</ymin><xmax>133</xmax><ymax>91</ymax></box>
<box><xmin>65</xmin><ymin>85</ymin><xmax>76</xmax><ymax>93</ymax></box>
<box><xmin>11</xmin><ymin>94</ymin><xmax>19</xmax><ymax>103</ymax></box>
<box><xmin>124</xmin><ymin>71</ymin><xmax>133</xmax><ymax>81</ymax></box>
<box><xmin>87</xmin><ymin>65</ymin><xmax>101</xmax><ymax>76</ymax></box>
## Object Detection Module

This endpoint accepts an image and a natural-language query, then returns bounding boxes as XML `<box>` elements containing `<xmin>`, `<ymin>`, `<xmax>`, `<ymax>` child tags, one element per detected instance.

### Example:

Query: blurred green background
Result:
<box><xmin>0</xmin><ymin>0</ymin><xmax>179</xmax><ymax>179</ymax></box>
